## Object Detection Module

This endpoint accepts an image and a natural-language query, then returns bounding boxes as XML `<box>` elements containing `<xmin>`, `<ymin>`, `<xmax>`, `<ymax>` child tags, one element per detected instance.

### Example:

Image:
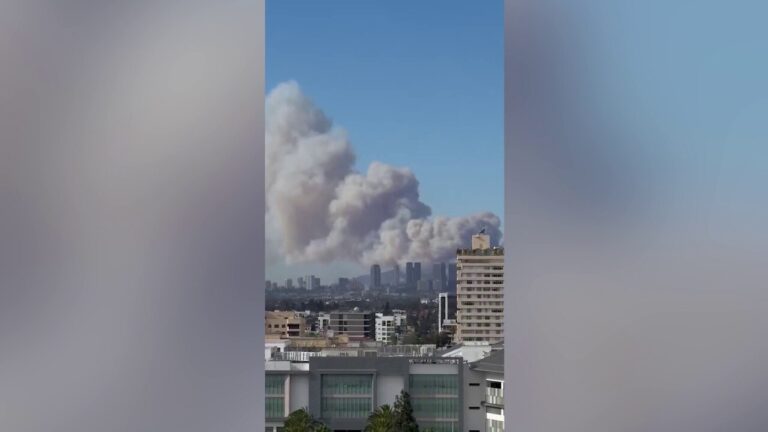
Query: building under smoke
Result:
<box><xmin>369</xmin><ymin>264</ymin><xmax>381</xmax><ymax>289</ymax></box>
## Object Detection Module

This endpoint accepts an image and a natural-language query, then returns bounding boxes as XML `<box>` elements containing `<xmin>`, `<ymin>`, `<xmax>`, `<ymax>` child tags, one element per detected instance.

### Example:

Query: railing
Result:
<box><xmin>269</xmin><ymin>345</ymin><xmax>439</xmax><ymax>361</ymax></box>
<box><xmin>486</xmin><ymin>387</ymin><xmax>504</xmax><ymax>405</ymax></box>
<box><xmin>271</xmin><ymin>351</ymin><xmax>324</xmax><ymax>361</ymax></box>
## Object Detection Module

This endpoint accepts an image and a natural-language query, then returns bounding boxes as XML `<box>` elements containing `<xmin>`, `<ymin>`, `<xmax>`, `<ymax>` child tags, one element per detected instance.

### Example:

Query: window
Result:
<box><xmin>321</xmin><ymin>375</ymin><xmax>372</xmax><ymax>419</ymax></box>
<box><xmin>265</xmin><ymin>375</ymin><xmax>285</xmax><ymax>418</ymax></box>
<box><xmin>488</xmin><ymin>418</ymin><xmax>505</xmax><ymax>432</ymax></box>
<box><xmin>409</xmin><ymin>374</ymin><xmax>459</xmax><ymax>396</ymax></box>
<box><xmin>418</xmin><ymin>421</ymin><xmax>460</xmax><ymax>432</ymax></box>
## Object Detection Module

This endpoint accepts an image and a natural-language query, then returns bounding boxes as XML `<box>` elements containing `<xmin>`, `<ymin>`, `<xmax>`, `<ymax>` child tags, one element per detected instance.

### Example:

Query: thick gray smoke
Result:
<box><xmin>266</xmin><ymin>81</ymin><xmax>501</xmax><ymax>267</ymax></box>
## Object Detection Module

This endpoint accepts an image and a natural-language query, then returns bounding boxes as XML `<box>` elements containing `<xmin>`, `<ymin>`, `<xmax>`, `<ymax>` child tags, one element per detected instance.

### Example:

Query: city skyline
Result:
<box><xmin>266</xmin><ymin>258</ymin><xmax>457</xmax><ymax>290</ymax></box>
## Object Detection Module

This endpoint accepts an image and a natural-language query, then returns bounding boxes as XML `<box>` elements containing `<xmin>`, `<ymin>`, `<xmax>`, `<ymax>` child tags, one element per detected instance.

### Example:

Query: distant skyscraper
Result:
<box><xmin>286</xmin><ymin>278</ymin><xmax>293</xmax><ymax>289</ymax></box>
<box><xmin>447</xmin><ymin>262</ymin><xmax>457</xmax><ymax>293</ymax></box>
<box><xmin>297</xmin><ymin>276</ymin><xmax>306</xmax><ymax>290</ymax></box>
<box><xmin>370</xmin><ymin>264</ymin><xmax>382</xmax><ymax>289</ymax></box>
<box><xmin>432</xmin><ymin>263</ymin><xmax>447</xmax><ymax>291</ymax></box>
<box><xmin>406</xmin><ymin>262</ymin><xmax>415</xmax><ymax>287</ymax></box>
<box><xmin>393</xmin><ymin>264</ymin><xmax>401</xmax><ymax>286</ymax></box>
<box><xmin>414</xmin><ymin>262</ymin><xmax>422</xmax><ymax>283</ymax></box>
<box><xmin>305</xmin><ymin>274</ymin><xmax>318</xmax><ymax>290</ymax></box>
<box><xmin>455</xmin><ymin>232</ymin><xmax>504</xmax><ymax>343</ymax></box>
<box><xmin>440</xmin><ymin>262</ymin><xmax>447</xmax><ymax>290</ymax></box>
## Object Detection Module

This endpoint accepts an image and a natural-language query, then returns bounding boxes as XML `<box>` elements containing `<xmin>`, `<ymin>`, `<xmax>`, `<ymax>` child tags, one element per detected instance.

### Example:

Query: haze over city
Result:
<box><xmin>265</xmin><ymin>82</ymin><xmax>502</xmax><ymax>283</ymax></box>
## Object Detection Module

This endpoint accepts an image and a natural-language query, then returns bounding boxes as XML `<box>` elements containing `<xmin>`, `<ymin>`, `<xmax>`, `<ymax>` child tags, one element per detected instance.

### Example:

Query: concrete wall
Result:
<box><xmin>376</xmin><ymin>374</ymin><xmax>405</xmax><ymax>408</ymax></box>
<box><xmin>463</xmin><ymin>367</ymin><xmax>488</xmax><ymax>432</ymax></box>
<box><xmin>289</xmin><ymin>374</ymin><xmax>309</xmax><ymax>412</ymax></box>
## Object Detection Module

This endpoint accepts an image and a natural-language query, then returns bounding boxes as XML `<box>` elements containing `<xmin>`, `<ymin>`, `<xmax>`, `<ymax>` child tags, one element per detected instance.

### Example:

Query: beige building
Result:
<box><xmin>265</xmin><ymin>311</ymin><xmax>306</xmax><ymax>338</ymax></box>
<box><xmin>455</xmin><ymin>232</ymin><xmax>504</xmax><ymax>343</ymax></box>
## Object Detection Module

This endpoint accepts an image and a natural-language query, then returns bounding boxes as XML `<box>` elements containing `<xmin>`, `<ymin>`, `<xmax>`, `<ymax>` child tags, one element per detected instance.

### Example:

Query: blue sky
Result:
<box><xmin>555</xmin><ymin>0</ymin><xmax>768</xmax><ymax>215</ymax></box>
<box><xmin>267</xmin><ymin>1</ymin><xmax>504</xmax><ymax>219</ymax></box>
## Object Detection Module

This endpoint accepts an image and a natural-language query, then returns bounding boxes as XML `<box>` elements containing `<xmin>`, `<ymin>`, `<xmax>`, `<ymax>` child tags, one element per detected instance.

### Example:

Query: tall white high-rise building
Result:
<box><xmin>304</xmin><ymin>274</ymin><xmax>318</xmax><ymax>290</ymax></box>
<box><xmin>455</xmin><ymin>231</ymin><xmax>504</xmax><ymax>343</ymax></box>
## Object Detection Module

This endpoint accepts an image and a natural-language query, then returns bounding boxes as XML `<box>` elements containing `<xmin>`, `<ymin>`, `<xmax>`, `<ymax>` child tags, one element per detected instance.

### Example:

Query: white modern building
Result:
<box><xmin>455</xmin><ymin>232</ymin><xmax>504</xmax><ymax>343</ymax></box>
<box><xmin>317</xmin><ymin>312</ymin><xmax>330</xmax><ymax>333</ymax></box>
<box><xmin>304</xmin><ymin>274</ymin><xmax>318</xmax><ymax>290</ymax></box>
<box><xmin>264</xmin><ymin>343</ymin><xmax>504</xmax><ymax>432</ymax></box>
<box><xmin>375</xmin><ymin>313</ymin><xmax>396</xmax><ymax>343</ymax></box>
<box><xmin>392</xmin><ymin>309</ymin><xmax>407</xmax><ymax>328</ymax></box>
<box><xmin>438</xmin><ymin>292</ymin><xmax>457</xmax><ymax>333</ymax></box>
<box><xmin>265</xmin><ymin>351</ymin><xmax>464</xmax><ymax>432</ymax></box>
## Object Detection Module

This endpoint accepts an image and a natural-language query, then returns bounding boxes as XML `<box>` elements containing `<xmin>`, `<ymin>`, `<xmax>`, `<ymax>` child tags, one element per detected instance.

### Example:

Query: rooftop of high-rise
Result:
<box><xmin>456</xmin><ymin>246</ymin><xmax>504</xmax><ymax>256</ymax></box>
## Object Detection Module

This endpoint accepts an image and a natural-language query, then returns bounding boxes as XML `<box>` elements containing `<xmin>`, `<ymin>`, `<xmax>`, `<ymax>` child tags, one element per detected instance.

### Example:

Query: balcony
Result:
<box><xmin>486</xmin><ymin>387</ymin><xmax>503</xmax><ymax>406</ymax></box>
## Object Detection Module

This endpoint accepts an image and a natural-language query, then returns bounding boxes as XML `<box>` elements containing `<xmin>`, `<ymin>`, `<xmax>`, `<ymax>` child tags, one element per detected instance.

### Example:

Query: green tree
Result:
<box><xmin>393</xmin><ymin>390</ymin><xmax>419</xmax><ymax>432</ymax></box>
<box><xmin>436</xmin><ymin>331</ymin><xmax>452</xmax><ymax>348</ymax></box>
<box><xmin>364</xmin><ymin>404</ymin><xmax>396</xmax><ymax>432</ymax></box>
<box><xmin>402</xmin><ymin>331</ymin><xmax>420</xmax><ymax>345</ymax></box>
<box><xmin>283</xmin><ymin>408</ymin><xmax>328</xmax><ymax>432</ymax></box>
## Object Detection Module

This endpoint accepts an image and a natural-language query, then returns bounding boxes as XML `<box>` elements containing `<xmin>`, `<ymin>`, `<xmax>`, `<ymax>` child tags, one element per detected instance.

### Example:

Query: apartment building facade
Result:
<box><xmin>455</xmin><ymin>233</ymin><xmax>504</xmax><ymax>343</ymax></box>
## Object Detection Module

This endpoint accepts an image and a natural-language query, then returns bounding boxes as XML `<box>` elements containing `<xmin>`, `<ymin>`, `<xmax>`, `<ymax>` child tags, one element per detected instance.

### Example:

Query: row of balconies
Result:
<box><xmin>458</xmin><ymin>302</ymin><xmax>504</xmax><ymax>307</ymax></box>
<box><xmin>457</xmin><ymin>322</ymin><xmax>504</xmax><ymax>327</ymax></box>
<box><xmin>457</xmin><ymin>320</ymin><xmax>504</xmax><ymax>326</ymax></box>
<box><xmin>457</xmin><ymin>281</ymin><xmax>504</xmax><ymax>285</ymax></box>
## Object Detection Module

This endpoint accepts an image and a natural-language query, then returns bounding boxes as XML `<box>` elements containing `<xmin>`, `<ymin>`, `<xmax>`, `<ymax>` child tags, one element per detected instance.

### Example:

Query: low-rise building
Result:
<box><xmin>317</xmin><ymin>312</ymin><xmax>331</xmax><ymax>333</ymax></box>
<box><xmin>375</xmin><ymin>313</ymin><xmax>396</xmax><ymax>344</ymax></box>
<box><xmin>328</xmin><ymin>310</ymin><xmax>374</xmax><ymax>340</ymax></box>
<box><xmin>265</xmin><ymin>311</ymin><xmax>306</xmax><ymax>338</ymax></box>
<box><xmin>265</xmin><ymin>353</ymin><xmax>463</xmax><ymax>432</ymax></box>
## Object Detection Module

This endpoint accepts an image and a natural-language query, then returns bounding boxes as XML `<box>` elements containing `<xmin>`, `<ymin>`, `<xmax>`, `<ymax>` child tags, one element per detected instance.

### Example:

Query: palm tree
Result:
<box><xmin>365</xmin><ymin>404</ymin><xmax>396</xmax><ymax>432</ymax></box>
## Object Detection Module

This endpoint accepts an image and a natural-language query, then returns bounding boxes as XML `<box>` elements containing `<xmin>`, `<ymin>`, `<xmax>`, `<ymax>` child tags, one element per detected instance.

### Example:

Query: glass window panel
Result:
<box><xmin>409</xmin><ymin>374</ymin><xmax>459</xmax><ymax>396</ymax></box>
<box><xmin>322</xmin><ymin>374</ymin><xmax>372</xmax><ymax>395</ymax></box>
<box><xmin>265</xmin><ymin>375</ymin><xmax>285</xmax><ymax>395</ymax></box>
<box><xmin>419</xmin><ymin>421</ymin><xmax>460</xmax><ymax>432</ymax></box>
<box><xmin>265</xmin><ymin>397</ymin><xmax>284</xmax><ymax>418</ymax></box>
<box><xmin>411</xmin><ymin>398</ymin><xmax>459</xmax><ymax>420</ymax></box>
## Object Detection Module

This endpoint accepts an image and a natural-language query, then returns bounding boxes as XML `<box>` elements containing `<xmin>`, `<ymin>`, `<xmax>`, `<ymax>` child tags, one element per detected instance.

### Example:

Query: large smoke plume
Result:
<box><xmin>266</xmin><ymin>81</ymin><xmax>501</xmax><ymax>267</ymax></box>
